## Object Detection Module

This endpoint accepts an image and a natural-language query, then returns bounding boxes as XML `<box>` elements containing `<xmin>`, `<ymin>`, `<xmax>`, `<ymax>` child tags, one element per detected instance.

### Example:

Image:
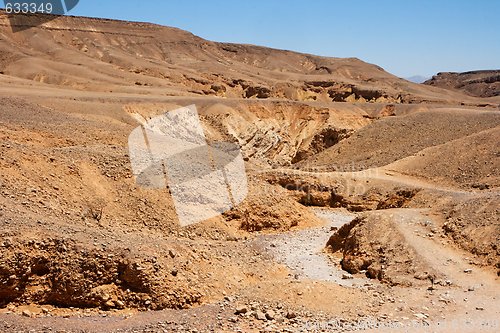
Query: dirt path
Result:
<box><xmin>266</xmin><ymin>165</ymin><xmax>478</xmax><ymax>197</ymax></box>
<box><xmin>362</xmin><ymin>208</ymin><xmax>500</xmax><ymax>333</ymax></box>
<box><xmin>394</xmin><ymin>209</ymin><xmax>499</xmax><ymax>317</ymax></box>
<box><xmin>261</xmin><ymin>208</ymin><xmax>372</xmax><ymax>286</ymax></box>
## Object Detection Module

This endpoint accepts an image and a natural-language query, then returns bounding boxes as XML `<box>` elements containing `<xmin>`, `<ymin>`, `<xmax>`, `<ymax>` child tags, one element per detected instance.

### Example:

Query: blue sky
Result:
<box><xmin>68</xmin><ymin>0</ymin><xmax>499</xmax><ymax>78</ymax></box>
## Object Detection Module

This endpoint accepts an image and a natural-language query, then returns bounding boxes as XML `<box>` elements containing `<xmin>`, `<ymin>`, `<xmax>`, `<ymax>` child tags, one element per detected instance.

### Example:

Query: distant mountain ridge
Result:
<box><xmin>405</xmin><ymin>75</ymin><xmax>429</xmax><ymax>83</ymax></box>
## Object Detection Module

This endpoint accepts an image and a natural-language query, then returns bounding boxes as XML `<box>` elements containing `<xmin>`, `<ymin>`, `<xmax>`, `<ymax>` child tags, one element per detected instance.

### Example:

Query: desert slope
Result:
<box><xmin>299</xmin><ymin>108</ymin><xmax>500</xmax><ymax>172</ymax></box>
<box><xmin>0</xmin><ymin>10</ymin><xmax>490</xmax><ymax>106</ymax></box>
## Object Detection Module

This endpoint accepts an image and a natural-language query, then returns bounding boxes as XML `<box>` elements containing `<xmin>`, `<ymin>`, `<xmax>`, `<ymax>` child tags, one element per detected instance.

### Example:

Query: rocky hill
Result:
<box><xmin>0</xmin><ymin>10</ymin><xmax>489</xmax><ymax>106</ymax></box>
<box><xmin>424</xmin><ymin>70</ymin><xmax>500</xmax><ymax>97</ymax></box>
